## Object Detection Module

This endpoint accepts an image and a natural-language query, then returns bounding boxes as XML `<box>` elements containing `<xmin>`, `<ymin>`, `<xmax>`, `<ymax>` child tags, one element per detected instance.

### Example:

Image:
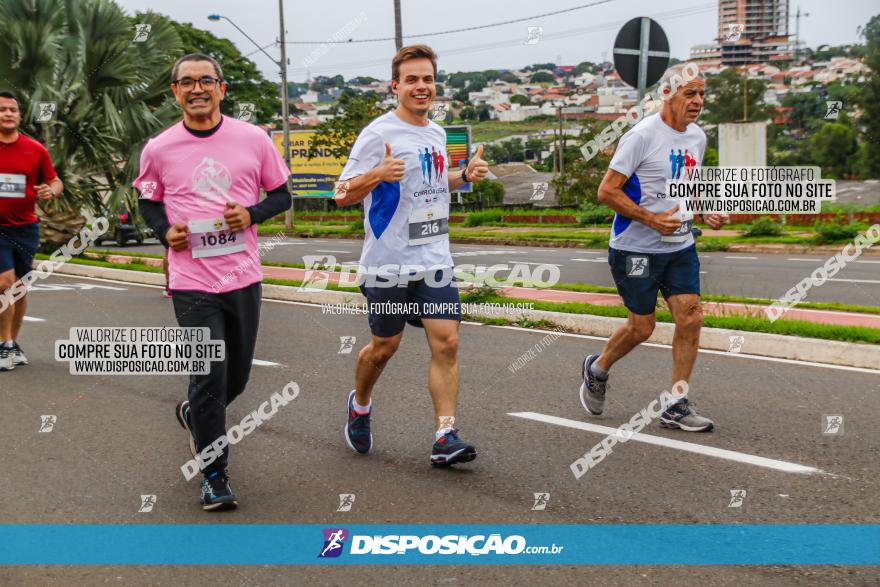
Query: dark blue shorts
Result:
<box><xmin>359</xmin><ymin>268</ymin><xmax>461</xmax><ymax>338</ymax></box>
<box><xmin>0</xmin><ymin>222</ymin><xmax>40</xmax><ymax>279</ymax></box>
<box><xmin>608</xmin><ymin>245</ymin><xmax>701</xmax><ymax>315</ymax></box>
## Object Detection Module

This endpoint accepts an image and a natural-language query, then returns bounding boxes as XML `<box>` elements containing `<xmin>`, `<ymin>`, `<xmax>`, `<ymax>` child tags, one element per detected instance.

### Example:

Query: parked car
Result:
<box><xmin>93</xmin><ymin>210</ymin><xmax>146</xmax><ymax>247</ymax></box>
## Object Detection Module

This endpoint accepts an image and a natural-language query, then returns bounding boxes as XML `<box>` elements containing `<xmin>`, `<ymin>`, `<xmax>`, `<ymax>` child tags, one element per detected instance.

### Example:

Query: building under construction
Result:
<box><xmin>690</xmin><ymin>0</ymin><xmax>795</xmax><ymax>66</ymax></box>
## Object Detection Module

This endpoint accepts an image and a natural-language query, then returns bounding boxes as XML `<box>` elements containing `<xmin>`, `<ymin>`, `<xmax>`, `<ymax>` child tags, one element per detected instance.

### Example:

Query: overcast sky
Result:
<box><xmin>116</xmin><ymin>0</ymin><xmax>878</xmax><ymax>82</ymax></box>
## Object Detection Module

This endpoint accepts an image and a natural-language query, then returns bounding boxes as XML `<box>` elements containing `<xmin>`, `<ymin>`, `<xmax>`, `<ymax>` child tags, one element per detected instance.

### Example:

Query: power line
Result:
<box><xmin>281</xmin><ymin>0</ymin><xmax>618</xmax><ymax>45</ymax></box>
<box><xmin>285</xmin><ymin>3</ymin><xmax>716</xmax><ymax>76</ymax></box>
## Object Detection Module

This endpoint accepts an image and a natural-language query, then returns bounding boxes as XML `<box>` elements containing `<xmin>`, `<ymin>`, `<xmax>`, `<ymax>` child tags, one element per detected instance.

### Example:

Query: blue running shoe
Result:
<box><xmin>431</xmin><ymin>429</ymin><xmax>477</xmax><ymax>467</ymax></box>
<box><xmin>200</xmin><ymin>469</ymin><xmax>238</xmax><ymax>511</ymax></box>
<box><xmin>660</xmin><ymin>399</ymin><xmax>714</xmax><ymax>432</ymax></box>
<box><xmin>175</xmin><ymin>400</ymin><xmax>197</xmax><ymax>458</ymax></box>
<box><xmin>579</xmin><ymin>354</ymin><xmax>608</xmax><ymax>416</ymax></box>
<box><xmin>344</xmin><ymin>390</ymin><xmax>372</xmax><ymax>455</ymax></box>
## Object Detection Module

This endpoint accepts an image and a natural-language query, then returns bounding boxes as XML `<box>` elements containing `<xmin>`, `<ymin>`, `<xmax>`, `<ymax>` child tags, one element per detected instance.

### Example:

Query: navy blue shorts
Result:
<box><xmin>0</xmin><ymin>222</ymin><xmax>40</xmax><ymax>279</ymax></box>
<box><xmin>359</xmin><ymin>268</ymin><xmax>461</xmax><ymax>338</ymax></box>
<box><xmin>608</xmin><ymin>245</ymin><xmax>701</xmax><ymax>315</ymax></box>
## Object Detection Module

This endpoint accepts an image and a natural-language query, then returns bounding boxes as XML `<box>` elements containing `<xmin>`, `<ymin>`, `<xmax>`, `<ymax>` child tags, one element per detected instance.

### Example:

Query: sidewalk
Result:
<box><xmin>261</xmin><ymin>266</ymin><xmax>880</xmax><ymax>330</ymax></box>
<box><xmin>84</xmin><ymin>253</ymin><xmax>880</xmax><ymax>329</ymax></box>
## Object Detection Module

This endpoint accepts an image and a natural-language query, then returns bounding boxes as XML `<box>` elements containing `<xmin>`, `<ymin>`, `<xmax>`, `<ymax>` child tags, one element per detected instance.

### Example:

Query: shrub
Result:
<box><xmin>464</xmin><ymin>210</ymin><xmax>503</xmax><ymax>227</ymax></box>
<box><xmin>813</xmin><ymin>222</ymin><xmax>867</xmax><ymax>244</ymax></box>
<box><xmin>577</xmin><ymin>205</ymin><xmax>613</xmax><ymax>225</ymax></box>
<box><xmin>742</xmin><ymin>217</ymin><xmax>784</xmax><ymax>237</ymax></box>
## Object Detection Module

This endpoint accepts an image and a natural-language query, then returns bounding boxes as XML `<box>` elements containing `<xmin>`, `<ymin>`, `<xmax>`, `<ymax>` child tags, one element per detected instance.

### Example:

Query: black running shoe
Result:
<box><xmin>344</xmin><ymin>390</ymin><xmax>372</xmax><ymax>454</ymax></box>
<box><xmin>200</xmin><ymin>470</ymin><xmax>238</xmax><ymax>511</ymax></box>
<box><xmin>579</xmin><ymin>354</ymin><xmax>608</xmax><ymax>416</ymax></box>
<box><xmin>660</xmin><ymin>399</ymin><xmax>715</xmax><ymax>432</ymax></box>
<box><xmin>431</xmin><ymin>429</ymin><xmax>477</xmax><ymax>467</ymax></box>
<box><xmin>175</xmin><ymin>400</ymin><xmax>197</xmax><ymax>458</ymax></box>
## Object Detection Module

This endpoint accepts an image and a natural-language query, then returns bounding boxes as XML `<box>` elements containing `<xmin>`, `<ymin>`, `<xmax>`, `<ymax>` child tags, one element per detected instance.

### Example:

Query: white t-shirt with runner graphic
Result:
<box><xmin>607</xmin><ymin>113</ymin><xmax>706</xmax><ymax>254</ymax></box>
<box><xmin>340</xmin><ymin>111</ymin><xmax>452</xmax><ymax>276</ymax></box>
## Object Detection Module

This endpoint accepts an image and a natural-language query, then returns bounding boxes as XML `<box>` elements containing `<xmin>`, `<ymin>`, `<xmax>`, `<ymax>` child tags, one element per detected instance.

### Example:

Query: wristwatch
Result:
<box><xmin>461</xmin><ymin>168</ymin><xmax>470</xmax><ymax>183</ymax></box>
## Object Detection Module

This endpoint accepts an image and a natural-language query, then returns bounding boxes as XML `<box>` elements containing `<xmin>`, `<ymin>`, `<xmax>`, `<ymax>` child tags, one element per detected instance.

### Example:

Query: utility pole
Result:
<box><xmin>394</xmin><ymin>0</ymin><xmax>403</xmax><ymax>51</ymax></box>
<box><xmin>743</xmin><ymin>74</ymin><xmax>748</xmax><ymax>121</ymax></box>
<box><xmin>278</xmin><ymin>0</ymin><xmax>293</xmax><ymax>228</ymax></box>
<box><xmin>794</xmin><ymin>6</ymin><xmax>810</xmax><ymax>62</ymax></box>
<box><xmin>557</xmin><ymin>104</ymin><xmax>564</xmax><ymax>176</ymax></box>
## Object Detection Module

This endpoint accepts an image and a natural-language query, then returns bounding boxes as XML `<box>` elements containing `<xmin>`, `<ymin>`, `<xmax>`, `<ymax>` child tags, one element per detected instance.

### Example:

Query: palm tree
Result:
<box><xmin>0</xmin><ymin>0</ymin><xmax>182</xmax><ymax>246</ymax></box>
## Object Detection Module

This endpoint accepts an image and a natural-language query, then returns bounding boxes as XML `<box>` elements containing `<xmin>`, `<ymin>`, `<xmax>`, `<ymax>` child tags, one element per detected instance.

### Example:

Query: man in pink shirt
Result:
<box><xmin>134</xmin><ymin>53</ymin><xmax>291</xmax><ymax>511</ymax></box>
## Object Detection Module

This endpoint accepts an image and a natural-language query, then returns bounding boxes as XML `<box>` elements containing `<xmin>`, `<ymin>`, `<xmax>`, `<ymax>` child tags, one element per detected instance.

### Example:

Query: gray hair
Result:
<box><xmin>657</xmin><ymin>62</ymin><xmax>704</xmax><ymax>95</ymax></box>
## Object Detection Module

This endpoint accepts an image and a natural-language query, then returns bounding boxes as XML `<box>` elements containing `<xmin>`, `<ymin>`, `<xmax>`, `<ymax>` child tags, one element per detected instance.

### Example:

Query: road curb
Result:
<box><xmin>53</xmin><ymin>263</ymin><xmax>880</xmax><ymax>370</ymax></box>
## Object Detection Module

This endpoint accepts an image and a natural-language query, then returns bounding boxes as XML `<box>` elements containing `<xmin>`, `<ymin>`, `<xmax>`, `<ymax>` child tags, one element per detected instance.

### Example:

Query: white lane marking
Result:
<box><xmin>786</xmin><ymin>258</ymin><xmax>821</xmax><ymax>262</ymax></box>
<box><xmin>855</xmin><ymin>260</ymin><xmax>880</xmax><ymax>264</ymax></box>
<box><xmin>316</xmin><ymin>249</ymin><xmax>351</xmax><ymax>254</ymax></box>
<box><xmin>826</xmin><ymin>278</ymin><xmax>880</xmax><ymax>284</ymax></box>
<box><xmin>23</xmin><ymin>316</ymin><xmax>45</xmax><ymax>322</ymax></box>
<box><xmin>509</xmin><ymin>412</ymin><xmax>822</xmax><ymax>475</ymax></box>
<box><xmin>508</xmin><ymin>261</ymin><xmax>563</xmax><ymax>266</ymax></box>
<box><xmin>571</xmin><ymin>258</ymin><xmax>606</xmax><ymax>263</ymax></box>
<box><xmin>50</xmin><ymin>274</ymin><xmax>880</xmax><ymax>375</ymax></box>
<box><xmin>724</xmin><ymin>256</ymin><xmax>759</xmax><ymax>260</ymax></box>
<box><xmin>252</xmin><ymin>359</ymin><xmax>281</xmax><ymax>367</ymax></box>
<box><xmin>699</xmin><ymin>271</ymin><xmax>708</xmax><ymax>274</ymax></box>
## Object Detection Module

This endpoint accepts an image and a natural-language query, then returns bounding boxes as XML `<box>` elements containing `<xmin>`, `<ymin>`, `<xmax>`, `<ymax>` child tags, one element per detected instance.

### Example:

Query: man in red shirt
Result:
<box><xmin>0</xmin><ymin>91</ymin><xmax>63</xmax><ymax>371</ymax></box>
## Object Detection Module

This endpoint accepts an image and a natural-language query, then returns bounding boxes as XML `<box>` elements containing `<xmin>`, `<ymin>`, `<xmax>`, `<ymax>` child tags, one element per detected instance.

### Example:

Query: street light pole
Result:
<box><xmin>208</xmin><ymin>11</ymin><xmax>293</xmax><ymax>228</ymax></box>
<box><xmin>278</xmin><ymin>0</ymin><xmax>293</xmax><ymax>229</ymax></box>
<box><xmin>394</xmin><ymin>0</ymin><xmax>403</xmax><ymax>51</ymax></box>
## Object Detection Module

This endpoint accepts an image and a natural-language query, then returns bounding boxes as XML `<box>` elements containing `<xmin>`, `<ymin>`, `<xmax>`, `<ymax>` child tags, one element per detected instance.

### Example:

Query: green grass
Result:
<box><xmin>75</xmin><ymin>250</ymin><xmax>880</xmax><ymax>317</ymax></box>
<box><xmin>466</xmin><ymin>120</ymin><xmax>566</xmax><ymax>143</ymax></box>
<box><xmin>47</xmin><ymin>256</ymin><xmax>879</xmax><ymax>344</ymax></box>
<box><xmin>459</xmin><ymin>292</ymin><xmax>880</xmax><ymax>345</ymax></box>
<box><xmin>35</xmin><ymin>253</ymin><xmax>164</xmax><ymax>273</ymax></box>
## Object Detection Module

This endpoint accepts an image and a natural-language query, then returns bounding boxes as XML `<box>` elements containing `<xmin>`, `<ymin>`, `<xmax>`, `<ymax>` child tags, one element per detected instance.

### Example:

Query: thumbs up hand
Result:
<box><xmin>466</xmin><ymin>144</ymin><xmax>488</xmax><ymax>182</ymax></box>
<box><xmin>376</xmin><ymin>143</ymin><xmax>405</xmax><ymax>182</ymax></box>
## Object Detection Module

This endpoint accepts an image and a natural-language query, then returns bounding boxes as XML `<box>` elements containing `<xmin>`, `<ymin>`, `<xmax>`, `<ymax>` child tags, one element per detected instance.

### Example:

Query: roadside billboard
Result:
<box><xmin>272</xmin><ymin>130</ymin><xmax>346</xmax><ymax>197</ymax></box>
<box><xmin>272</xmin><ymin>126</ymin><xmax>471</xmax><ymax>197</ymax></box>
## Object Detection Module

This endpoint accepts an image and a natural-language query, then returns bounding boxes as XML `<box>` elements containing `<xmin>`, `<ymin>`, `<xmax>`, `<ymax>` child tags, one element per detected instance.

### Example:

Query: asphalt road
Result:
<box><xmin>2</xmin><ymin>274</ymin><xmax>878</xmax><ymax>584</ymax></box>
<box><xmin>112</xmin><ymin>236</ymin><xmax>880</xmax><ymax>307</ymax></box>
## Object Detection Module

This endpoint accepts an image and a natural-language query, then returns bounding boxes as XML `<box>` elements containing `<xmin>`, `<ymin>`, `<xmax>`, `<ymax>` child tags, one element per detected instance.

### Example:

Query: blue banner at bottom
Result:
<box><xmin>1</xmin><ymin>524</ymin><xmax>877</xmax><ymax>565</ymax></box>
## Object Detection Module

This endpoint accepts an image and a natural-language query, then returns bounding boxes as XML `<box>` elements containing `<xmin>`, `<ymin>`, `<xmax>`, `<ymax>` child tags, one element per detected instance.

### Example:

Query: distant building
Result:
<box><xmin>690</xmin><ymin>0</ymin><xmax>794</xmax><ymax>66</ymax></box>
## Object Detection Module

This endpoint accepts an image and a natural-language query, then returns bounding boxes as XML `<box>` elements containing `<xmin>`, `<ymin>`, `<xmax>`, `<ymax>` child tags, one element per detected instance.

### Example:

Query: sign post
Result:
<box><xmin>612</xmin><ymin>17</ymin><xmax>670</xmax><ymax>101</ymax></box>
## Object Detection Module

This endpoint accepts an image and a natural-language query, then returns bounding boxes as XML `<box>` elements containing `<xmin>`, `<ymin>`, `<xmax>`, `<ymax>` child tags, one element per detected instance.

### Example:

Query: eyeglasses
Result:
<box><xmin>173</xmin><ymin>76</ymin><xmax>222</xmax><ymax>91</ymax></box>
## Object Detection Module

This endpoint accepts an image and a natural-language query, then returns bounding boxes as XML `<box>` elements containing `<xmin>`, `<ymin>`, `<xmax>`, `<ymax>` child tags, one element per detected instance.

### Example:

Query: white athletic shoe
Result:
<box><xmin>0</xmin><ymin>346</ymin><xmax>14</xmax><ymax>371</ymax></box>
<box><xmin>11</xmin><ymin>343</ymin><xmax>28</xmax><ymax>366</ymax></box>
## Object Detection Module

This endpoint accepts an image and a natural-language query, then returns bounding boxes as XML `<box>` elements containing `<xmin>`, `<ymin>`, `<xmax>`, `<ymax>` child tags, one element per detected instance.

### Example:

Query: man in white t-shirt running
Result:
<box><xmin>334</xmin><ymin>44</ymin><xmax>489</xmax><ymax>466</ymax></box>
<box><xmin>579</xmin><ymin>63</ymin><xmax>728</xmax><ymax>432</ymax></box>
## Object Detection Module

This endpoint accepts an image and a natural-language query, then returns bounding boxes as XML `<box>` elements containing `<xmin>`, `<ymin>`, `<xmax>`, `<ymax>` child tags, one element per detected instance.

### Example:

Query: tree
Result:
<box><xmin>477</xmin><ymin>106</ymin><xmax>491</xmax><ymax>122</ymax></box>
<box><xmin>552</xmin><ymin>122</ymin><xmax>611</xmax><ymax>206</ymax></box>
<box><xmin>171</xmin><ymin>21</ymin><xmax>280</xmax><ymax>123</ymax></box>
<box><xmin>573</xmin><ymin>61</ymin><xmax>597</xmax><ymax>76</ymax></box>
<box><xmin>307</xmin><ymin>92</ymin><xmax>388</xmax><ymax>159</ymax></box>
<box><xmin>780</xmin><ymin>91</ymin><xmax>826</xmax><ymax>134</ymax></box>
<box><xmin>510</xmin><ymin>94</ymin><xmax>531</xmax><ymax>105</ymax></box>
<box><xmin>525</xmin><ymin>63</ymin><xmax>556</xmax><ymax>72</ymax></box>
<box><xmin>0</xmin><ymin>0</ymin><xmax>183</xmax><ymax>243</ymax></box>
<box><xmin>459</xmin><ymin>106</ymin><xmax>476</xmax><ymax>120</ymax></box>
<box><xmin>530</xmin><ymin>71</ymin><xmax>554</xmax><ymax>84</ymax></box>
<box><xmin>856</xmin><ymin>14</ymin><xmax>880</xmax><ymax>177</ymax></box>
<box><xmin>702</xmin><ymin>68</ymin><xmax>771</xmax><ymax>124</ymax></box>
<box><xmin>810</xmin><ymin>122</ymin><xmax>858</xmax><ymax>179</ymax></box>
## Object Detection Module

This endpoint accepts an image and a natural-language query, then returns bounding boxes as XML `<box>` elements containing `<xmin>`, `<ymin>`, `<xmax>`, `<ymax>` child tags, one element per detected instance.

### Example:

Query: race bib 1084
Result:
<box><xmin>188</xmin><ymin>217</ymin><xmax>246</xmax><ymax>259</ymax></box>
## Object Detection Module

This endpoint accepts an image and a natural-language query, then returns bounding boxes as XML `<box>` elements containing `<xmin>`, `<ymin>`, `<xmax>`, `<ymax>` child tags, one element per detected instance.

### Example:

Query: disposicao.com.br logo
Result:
<box><xmin>318</xmin><ymin>528</ymin><xmax>563</xmax><ymax>558</ymax></box>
